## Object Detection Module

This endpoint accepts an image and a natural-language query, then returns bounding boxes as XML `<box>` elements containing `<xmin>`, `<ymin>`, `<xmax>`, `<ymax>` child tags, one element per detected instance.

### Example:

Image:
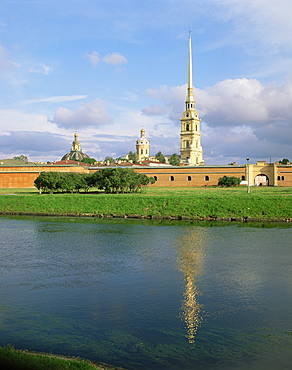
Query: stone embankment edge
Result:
<box><xmin>0</xmin><ymin>211</ymin><xmax>291</xmax><ymax>223</ymax></box>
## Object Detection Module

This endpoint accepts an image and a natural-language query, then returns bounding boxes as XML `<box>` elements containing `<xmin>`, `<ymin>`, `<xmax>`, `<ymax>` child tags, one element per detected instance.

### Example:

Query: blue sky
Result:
<box><xmin>0</xmin><ymin>0</ymin><xmax>291</xmax><ymax>164</ymax></box>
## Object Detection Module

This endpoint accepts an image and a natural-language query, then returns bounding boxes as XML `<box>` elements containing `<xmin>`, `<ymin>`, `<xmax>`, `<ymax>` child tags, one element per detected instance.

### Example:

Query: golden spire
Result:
<box><xmin>186</xmin><ymin>33</ymin><xmax>196</xmax><ymax>110</ymax></box>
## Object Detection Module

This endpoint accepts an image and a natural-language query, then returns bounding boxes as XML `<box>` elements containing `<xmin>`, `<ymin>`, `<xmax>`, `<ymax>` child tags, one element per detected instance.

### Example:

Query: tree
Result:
<box><xmin>169</xmin><ymin>153</ymin><xmax>180</xmax><ymax>166</ymax></box>
<box><xmin>218</xmin><ymin>176</ymin><xmax>241</xmax><ymax>187</ymax></box>
<box><xmin>81</xmin><ymin>157</ymin><xmax>96</xmax><ymax>165</ymax></box>
<box><xmin>279</xmin><ymin>158</ymin><xmax>290</xmax><ymax>165</ymax></box>
<box><xmin>155</xmin><ymin>151</ymin><xmax>165</xmax><ymax>163</ymax></box>
<box><xmin>104</xmin><ymin>156</ymin><xmax>115</xmax><ymax>164</ymax></box>
<box><xmin>34</xmin><ymin>172</ymin><xmax>62</xmax><ymax>193</ymax></box>
<box><xmin>34</xmin><ymin>172</ymin><xmax>88</xmax><ymax>193</ymax></box>
<box><xmin>127</xmin><ymin>151</ymin><xmax>137</xmax><ymax>163</ymax></box>
<box><xmin>13</xmin><ymin>155</ymin><xmax>28</xmax><ymax>162</ymax></box>
<box><xmin>90</xmin><ymin>168</ymin><xmax>155</xmax><ymax>193</ymax></box>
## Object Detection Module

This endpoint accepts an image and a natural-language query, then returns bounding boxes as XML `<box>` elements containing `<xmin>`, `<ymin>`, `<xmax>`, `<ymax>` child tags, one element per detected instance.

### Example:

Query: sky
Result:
<box><xmin>0</xmin><ymin>0</ymin><xmax>292</xmax><ymax>165</ymax></box>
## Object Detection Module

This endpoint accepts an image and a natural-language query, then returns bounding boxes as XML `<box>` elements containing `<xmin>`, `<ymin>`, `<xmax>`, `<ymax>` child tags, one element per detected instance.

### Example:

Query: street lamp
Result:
<box><xmin>246</xmin><ymin>157</ymin><xmax>250</xmax><ymax>193</ymax></box>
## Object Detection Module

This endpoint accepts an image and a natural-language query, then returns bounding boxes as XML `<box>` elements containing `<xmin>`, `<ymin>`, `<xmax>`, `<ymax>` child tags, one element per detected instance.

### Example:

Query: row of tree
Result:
<box><xmin>34</xmin><ymin>168</ymin><xmax>156</xmax><ymax>194</ymax></box>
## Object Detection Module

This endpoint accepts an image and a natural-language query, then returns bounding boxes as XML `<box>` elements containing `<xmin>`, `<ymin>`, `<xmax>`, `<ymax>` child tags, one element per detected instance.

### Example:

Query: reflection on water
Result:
<box><xmin>0</xmin><ymin>216</ymin><xmax>292</xmax><ymax>370</ymax></box>
<box><xmin>177</xmin><ymin>228</ymin><xmax>206</xmax><ymax>343</ymax></box>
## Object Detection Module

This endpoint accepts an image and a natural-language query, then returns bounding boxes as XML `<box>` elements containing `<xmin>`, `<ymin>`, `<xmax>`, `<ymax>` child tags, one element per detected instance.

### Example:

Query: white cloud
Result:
<box><xmin>52</xmin><ymin>98</ymin><xmax>113</xmax><ymax>128</ymax></box>
<box><xmin>213</xmin><ymin>0</ymin><xmax>292</xmax><ymax>51</ymax></box>
<box><xmin>196</xmin><ymin>78</ymin><xmax>292</xmax><ymax>127</ymax></box>
<box><xmin>142</xmin><ymin>104</ymin><xmax>168</xmax><ymax>116</ymax></box>
<box><xmin>141</xmin><ymin>77</ymin><xmax>292</xmax><ymax>163</ymax></box>
<box><xmin>29</xmin><ymin>64</ymin><xmax>52</xmax><ymax>75</ymax></box>
<box><xmin>121</xmin><ymin>92</ymin><xmax>139</xmax><ymax>101</ymax></box>
<box><xmin>86</xmin><ymin>51</ymin><xmax>127</xmax><ymax>67</ymax></box>
<box><xmin>0</xmin><ymin>109</ymin><xmax>50</xmax><ymax>132</ymax></box>
<box><xmin>85</xmin><ymin>51</ymin><xmax>100</xmax><ymax>67</ymax></box>
<box><xmin>102</xmin><ymin>52</ymin><xmax>127</xmax><ymax>65</ymax></box>
<box><xmin>22</xmin><ymin>95</ymin><xmax>88</xmax><ymax>105</ymax></box>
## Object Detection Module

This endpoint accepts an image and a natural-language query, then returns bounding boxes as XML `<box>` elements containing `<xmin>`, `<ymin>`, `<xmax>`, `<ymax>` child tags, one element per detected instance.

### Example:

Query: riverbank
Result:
<box><xmin>0</xmin><ymin>187</ymin><xmax>292</xmax><ymax>221</ymax></box>
<box><xmin>0</xmin><ymin>345</ymin><xmax>126</xmax><ymax>370</ymax></box>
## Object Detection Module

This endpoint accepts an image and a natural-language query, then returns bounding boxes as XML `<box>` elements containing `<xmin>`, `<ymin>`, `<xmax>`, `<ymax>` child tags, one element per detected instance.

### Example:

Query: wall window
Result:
<box><xmin>187</xmin><ymin>176</ymin><xmax>192</xmax><ymax>181</ymax></box>
<box><xmin>186</xmin><ymin>140</ymin><xmax>190</xmax><ymax>148</ymax></box>
<box><xmin>154</xmin><ymin>176</ymin><xmax>157</xmax><ymax>181</ymax></box>
<box><xmin>195</xmin><ymin>125</ymin><xmax>198</xmax><ymax>131</ymax></box>
<box><xmin>145</xmin><ymin>149</ymin><xmax>148</xmax><ymax>155</ymax></box>
<box><xmin>205</xmin><ymin>176</ymin><xmax>209</xmax><ymax>181</ymax></box>
<box><xmin>186</xmin><ymin>123</ymin><xmax>190</xmax><ymax>131</ymax></box>
<box><xmin>141</xmin><ymin>149</ymin><xmax>143</xmax><ymax>154</ymax></box>
<box><xmin>277</xmin><ymin>176</ymin><xmax>281</xmax><ymax>180</ymax></box>
<box><xmin>242</xmin><ymin>175</ymin><xmax>245</xmax><ymax>181</ymax></box>
<box><xmin>170</xmin><ymin>176</ymin><xmax>174</xmax><ymax>181</ymax></box>
<box><xmin>282</xmin><ymin>176</ymin><xmax>285</xmax><ymax>180</ymax></box>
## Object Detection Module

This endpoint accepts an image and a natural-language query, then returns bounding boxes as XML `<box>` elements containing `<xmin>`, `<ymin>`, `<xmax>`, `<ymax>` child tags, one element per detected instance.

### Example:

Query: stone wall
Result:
<box><xmin>0</xmin><ymin>163</ymin><xmax>292</xmax><ymax>188</ymax></box>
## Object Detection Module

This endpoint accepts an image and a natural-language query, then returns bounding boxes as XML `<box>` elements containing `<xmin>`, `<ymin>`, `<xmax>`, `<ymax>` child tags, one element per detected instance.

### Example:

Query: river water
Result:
<box><xmin>0</xmin><ymin>216</ymin><xmax>291</xmax><ymax>369</ymax></box>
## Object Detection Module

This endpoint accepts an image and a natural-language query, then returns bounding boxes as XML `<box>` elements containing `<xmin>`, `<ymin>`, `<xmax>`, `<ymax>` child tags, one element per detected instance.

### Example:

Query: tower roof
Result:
<box><xmin>61</xmin><ymin>132</ymin><xmax>90</xmax><ymax>162</ymax></box>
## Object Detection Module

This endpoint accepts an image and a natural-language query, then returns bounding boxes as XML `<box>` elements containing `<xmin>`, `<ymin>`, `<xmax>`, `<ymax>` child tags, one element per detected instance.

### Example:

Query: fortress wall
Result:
<box><xmin>277</xmin><ymin>167</ymin><xmax>292</xmax><ymax>187</ymax></box>
<box><xmin>0</xmin><ymin>164</ymin><xmax>292</xmax><ymax>188</ymax></box>
<box><xmin>0</xmin><ymin>165</ymin><xmax>88</xmax><ymax>188</ymax></box>
<box><xmin>0</xmin><ymin>172</ymin><xmax>39</xmax><ymax>188</ymax></box>
<box><xmin>132</xmin><ymin>166</ymin><xmax>246</xmax><ymax>187</ymax></box>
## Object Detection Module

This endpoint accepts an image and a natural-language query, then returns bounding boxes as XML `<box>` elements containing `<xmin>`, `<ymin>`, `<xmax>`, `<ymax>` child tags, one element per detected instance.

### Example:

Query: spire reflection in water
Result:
<box><xmin>177</xmin><ymin>228</ymin><xmax>207</xmax><ymax>343</ymax></box>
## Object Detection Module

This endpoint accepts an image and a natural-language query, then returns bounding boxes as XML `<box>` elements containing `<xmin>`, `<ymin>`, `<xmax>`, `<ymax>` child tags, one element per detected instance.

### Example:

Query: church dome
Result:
<box><xmin>61</xmin><ymin>151</ymin><xmax>90</xmax><ymax>162</ymax></box>
<box><xmin>61</xmin><ymin>133</ymin><xmax>90</xmax><ymax>162</ymax></box>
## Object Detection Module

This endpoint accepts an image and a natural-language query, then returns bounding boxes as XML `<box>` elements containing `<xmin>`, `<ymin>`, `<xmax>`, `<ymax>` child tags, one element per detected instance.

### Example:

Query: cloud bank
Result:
<box><xmin>52</xmin><ymin>99</ymin><xmax>113</xmax><ymax>128</ymax></box>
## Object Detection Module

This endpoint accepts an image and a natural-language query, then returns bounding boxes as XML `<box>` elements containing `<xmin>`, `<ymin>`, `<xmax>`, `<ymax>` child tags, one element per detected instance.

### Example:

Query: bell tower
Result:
<box><xmin>180</xmin><ymin>35</ymin><xmax>203</xmax><ymax>166</ymax></box>
<box><xmin>136</xmin><ymin>126</ymin><xmax>150</xmax><ymax>162</ymax></box>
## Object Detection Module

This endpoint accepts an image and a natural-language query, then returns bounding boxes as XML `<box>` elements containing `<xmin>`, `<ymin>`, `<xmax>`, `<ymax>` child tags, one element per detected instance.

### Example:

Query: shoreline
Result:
<box><xmin>0</xmin><ymin>210</ymin><xmax>291</xmax><ymax>223</ymax></box>
<box><xmin>0</xmin><ymin>346</ymin><xmax>126</xmax><ymax>370</ymax></box>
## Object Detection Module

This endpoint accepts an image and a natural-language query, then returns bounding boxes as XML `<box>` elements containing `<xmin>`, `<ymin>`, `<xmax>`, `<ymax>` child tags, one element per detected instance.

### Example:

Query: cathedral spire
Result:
<box><xmin>186</xmin><ymin>33</ymin><xmax>195</xmax><ymax>110</ymax></box>
<box><xmin>180</xmin><ymin>33</ymin><xmax>203</xmax><ymax>166</ymax></box>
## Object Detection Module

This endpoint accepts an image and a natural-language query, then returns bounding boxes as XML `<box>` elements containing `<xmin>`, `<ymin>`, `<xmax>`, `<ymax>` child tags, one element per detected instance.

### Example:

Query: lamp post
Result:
<box><xmin>246</xmin><ymin>157</ymin><xmax>251</xmax><ymax>193</ymax></box>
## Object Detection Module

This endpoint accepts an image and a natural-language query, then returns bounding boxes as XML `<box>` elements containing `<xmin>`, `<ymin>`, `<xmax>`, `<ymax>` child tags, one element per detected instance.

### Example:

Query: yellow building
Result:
<box><xmin>180</xmin><ymin>35</ymin><xmax>204</xmax><ymax>166</ymax></box>
<box><xmin>136</xmin><ymin>127</ymin><xmax>150</xmax><ymax>162</ymax></box>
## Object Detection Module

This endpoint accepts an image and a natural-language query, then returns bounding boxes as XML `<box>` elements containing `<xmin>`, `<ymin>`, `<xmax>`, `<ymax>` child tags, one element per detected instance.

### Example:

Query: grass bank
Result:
<box><xmin>0</xmin><ymin>345</ymin><xmax>125</xmax><ymax>370</ymax></box>
<box><xmin>0</xmin><ymin>187</ymin><xmax>292</xmax><ymax>221</ymax></box>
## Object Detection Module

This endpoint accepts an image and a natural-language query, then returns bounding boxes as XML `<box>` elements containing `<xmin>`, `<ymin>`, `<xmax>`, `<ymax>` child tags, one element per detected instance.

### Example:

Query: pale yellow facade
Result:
<box><xmin>136</xmin><ymin>127</ymin><xmax>150</xmax><ymax>162</ymax></box>
<box><xmin>180</xmin><ymin>36</ymin><xmax>203</xmax><ymax>166</ymax></box>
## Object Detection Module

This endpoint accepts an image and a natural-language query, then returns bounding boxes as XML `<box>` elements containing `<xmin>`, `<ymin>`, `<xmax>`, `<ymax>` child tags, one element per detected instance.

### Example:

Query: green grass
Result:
<box><xmin>0</xmin><ymin>345</ymin><xmax>123</xmax><ymax>370</ymax></box>
<box><xmin>0</xmin><ymin>186</ymin><xmax>292</xmax><ymax>221</ymax></box>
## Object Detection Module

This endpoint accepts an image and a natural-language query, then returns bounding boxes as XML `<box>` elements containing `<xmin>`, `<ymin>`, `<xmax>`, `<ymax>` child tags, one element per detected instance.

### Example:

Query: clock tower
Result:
<box><xmin>180</xmin><ymin>35</ymin><xmax>203</xmax><ymax>165</ymax></box>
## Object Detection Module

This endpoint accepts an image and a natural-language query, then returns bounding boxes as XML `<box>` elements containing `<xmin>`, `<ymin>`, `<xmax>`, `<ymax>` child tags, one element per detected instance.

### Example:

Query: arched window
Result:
<box><xmin>154</xmin><ymin>176</ymin><xmax>157</xmax><ymax>181</ymax></box>
<box><xmin>205</xmin><ymin>176</ymin><xmax>209</xmax><ymax>181</ymax></box>
<box><xmin>170</xmin><ymin>176</ymin><xmax>174</xmax><ymax>181</ymax></box>
<box><xmin>186</xmin><ymin>141</ymin><xmax>190</xmax><ymax>148</ymax></box>
<box><xmin>187</xmin><ymin>176</ymin><xmax>192</xmax><ymax>181</ymax></box>
<box><xmin>282</xmin><ymin>176</ymin><xmax>285</xmax><ymax>180</ymax></box>
<box><xmin>277</xmin><ymin>176</ymin><xmax>281</xmax><ymax>180</ymax></box>
<box><xmin>195</xmin><ymin>125</ymin><xmax>198</xmax><ymax>131</ymax></box>
<box><xmin>242</xmin><ymin>175</ymin><xmax>245</xmax><ymax>181</ymax></box>
<box><xmin>186</xmin><ymin>123</ymin><xmax>190</xmax><ymax>131</ymax></box>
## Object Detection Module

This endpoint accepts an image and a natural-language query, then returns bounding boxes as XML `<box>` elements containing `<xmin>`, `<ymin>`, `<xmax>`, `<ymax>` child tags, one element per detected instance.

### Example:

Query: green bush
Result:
<box><xmin>218</xmin><ymin>176</ymin><xmax>241</xmax><ymax>187</ymax></box>
<box><xmin>90</xmin><ymin>168</ymin><xmax>155</xmax><ymax>193</ymax></box>
<box><xmin>34</xmin><ymin>172</ymin><xmax>87</xmax><ymax>194</ymax></box>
